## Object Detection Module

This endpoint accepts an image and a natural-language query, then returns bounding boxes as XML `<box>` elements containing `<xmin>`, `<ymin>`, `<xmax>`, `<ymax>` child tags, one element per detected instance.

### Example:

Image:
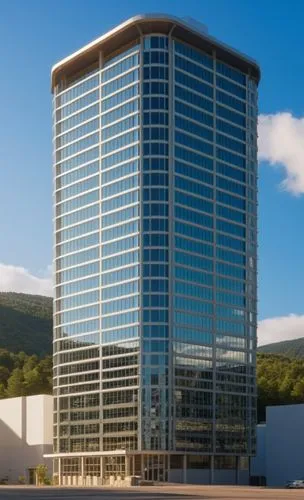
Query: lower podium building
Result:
<box><xmin>251</xmin><ymin>404</ymin><xmax>304</xmax><ymax>487</ymax></box>
<box><xmin>51</xmin><ymin>14</ymin><xmax>260</xmax><ymax>485</ymax></box>
<box><xmin>0</xmin><ymin>395</ymin><xmax>52</xmax><ymax>484</ymax></box>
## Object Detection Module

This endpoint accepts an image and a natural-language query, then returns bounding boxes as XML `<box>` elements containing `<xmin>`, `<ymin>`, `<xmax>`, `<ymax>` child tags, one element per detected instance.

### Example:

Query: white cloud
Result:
<box><xmin>258</xmin><ymin>314</ymin><xmax>304</xmax><ymax>346</ymax></box>
<box><xmin>258</xmin><ymin>112</ymin><xmax>304</xmax><ymax>195</ymax></box>
<box><xmin>0</xmin><ymin>263</ymin><xmax>52</xmax><ymax>297</ymax></box>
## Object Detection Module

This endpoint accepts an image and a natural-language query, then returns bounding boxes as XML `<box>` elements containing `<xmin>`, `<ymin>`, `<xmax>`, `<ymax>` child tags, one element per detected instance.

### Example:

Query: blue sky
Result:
<box><xmin>1</xmin><ymin>0</ymin><xmax>304</xmax><ymax>344</ymax></box>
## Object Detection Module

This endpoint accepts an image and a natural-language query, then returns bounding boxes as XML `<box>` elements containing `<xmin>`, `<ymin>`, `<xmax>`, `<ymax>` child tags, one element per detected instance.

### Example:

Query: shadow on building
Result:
<box><xmin>0</xmin><ymin>395</ymin><xmax>52</xmax><ymax>484</ymax></box>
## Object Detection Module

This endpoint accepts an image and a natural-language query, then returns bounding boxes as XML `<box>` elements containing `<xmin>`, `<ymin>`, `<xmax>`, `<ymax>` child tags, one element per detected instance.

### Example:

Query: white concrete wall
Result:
<box><xmin>250</xmin><ymin>424</ymin><xmax>266</xmax><ymax>478</ymax></box>
<box><xmin>26</xmin><ymin>395</ymin><xmax>53</xmax><ymax>446</ymax></box>
<box><xmin>0</xmin><ymin>397</ymin><xmax>23</xmax><ymax>444</ymax></box>
<box><xmin>266</xmin><ymin>404</ymin><xmax>304</xmax><ymax>487</ymax></box>
<box><xmin>43</xmin><ymin>394</ymin><xmax>53</xmax><ymax>444</ymax></box>
<box><xmin>26</xmin><ymin>395</ymin><xmax>44</xmax><ymax>446</ymax></box>
<box><xmin>0</xmin><ymin>395</ymin><xmax>53</xmax><ymax>484</ymax></box>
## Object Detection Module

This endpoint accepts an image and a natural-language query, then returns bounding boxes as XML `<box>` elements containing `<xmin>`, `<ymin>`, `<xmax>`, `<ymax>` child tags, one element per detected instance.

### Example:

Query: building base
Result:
<box><xmin>45</xmin><ymin>452</ymin><xmax>249</xmax><ymax>486</ymax></box>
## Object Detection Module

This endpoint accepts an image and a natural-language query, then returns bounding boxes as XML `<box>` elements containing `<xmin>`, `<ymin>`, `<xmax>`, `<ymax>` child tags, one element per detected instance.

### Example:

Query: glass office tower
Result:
<box><xmin>51</xmin><ymin>14</ymin><xmax>260</xmax><ymax>485</ymax></box>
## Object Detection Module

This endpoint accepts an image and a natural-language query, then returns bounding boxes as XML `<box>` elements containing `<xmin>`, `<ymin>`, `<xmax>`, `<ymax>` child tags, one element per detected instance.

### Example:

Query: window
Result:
<box><xmin>174</xmin><ymin>41</ymin><xmax>213</xmax><ymax>69</ymax></box>
<box><xmin>175</xmin><ymin>70</ymin><xmax>213</xmax><ymax>98</ymax></box>
<box><xmin>175</xmin><ymin>190</ymin><xmax>213</xmax><ymax>215</ymax></box>
<box><xmin>175</xmin><ymin>55</ymin><xmax>213</xmax><ymax>83</ymax></box>
<box><xmin>56</xmin><ymin>176</ymin><xmax>99</xmax><ymax>203</ymax></box>
<box><xmin>56</xmin><ymin>161</ymin><xmax>99</xmax><ymax>190</ymax></box>
<box><xmin>175</xmin><ymin>100</ymin><xmax>213</xmax><ymax>127</ymax></box>
<box><xmin>57</xmin><ymin>75</ymin><xmax>99</xmax><ymax>107</ymax></box>
<box><xmin>102</xmin><ymin>175</ymin><xmax>139</xmax><ymax>199</ymax></box>
<box><xmin>57</xmin><ymin>91</ymin><xmax>99</xmax><ymax>120</ymax></box>
<box><xmin>57</xmin><ymin>148</ymin><xmax>99</xmax><ymax>176</ymax></box>
<box><xmin>175</xmin><ymin>161</ymin><xmax>213</xmax><ymax>186</ymax></box>
<box><xmin>216</xmin><ymin>61</ymin><xmax>246</xmax><ymax>85</ymax></box>
<box><xmin>216</xmin><ymin>76</ymin><xmax>246</xmax><ymax>99</ymax></box>
<box><xmin>175</xmin><ymin>131</ymin><xmax>213</xmax><ymax>157</ymax></box>
<box><xmin>175</xmin><ymin>176</ymin><xmax>212</xmax><ymax>200</ymax></box>
<box><xmin>216</xmin><ymin>219</ymin><xmax>245</xmax><ymax>239</ymax></box>
<box><xmin>175</xmin><ymin>265</ymin><xmax>213</xmax><ymax>287</ymax></box>
<box><xmin>217</xmin><ymin>233</ymin><xmax>245</xmax><ymax>252</ymax></box>
<box><xmin>175</xmin><ymin>206</ymin><xmax>213</xmax><ymax>229</ymax></box>
<box><xmin>175</xmin><ymin>280</ymin><xmax>213</xmax><ymax>301</ymax></box>
<box><xmin>175</xmin><ymin>85</ymin><xmax>213</xmax><ymax>113</ymax></box>
<box><xmin>57</xmin><ymin>119</ymin><xmax>99</xmax><ymax>149</ymax></box>
<box><xmin>175</xmin><ymin>235</ymin><xmax>213</xmax><ymax>258</ymax></box>
<box><xmin>57</xmin><ymin>204</ymin><xmax>99</xmax><ymax>230</ymax></box>
<box><xmin>175</xmin><ymin>146</ymin><xmax>213</xmax><ymax>171</ymax></box>
<box><xmin>102</xmin><ymin>115</ymin><xmax>139</xmax><ymax>141</ymax></box>
<box><xmin>102</xmin><ymin>99</ymin><xmax>139</xmax><ymax>126</ymax></box>
<box><xmin>175</xmin><ymin>250</ymin><xmax>213</xmax><ymax>272</ymax></box>
<box><xmin>175</xmin><ymin>221</ymin><xmax>213</xmax><ymax>243</ymax></box>
<box><xmin>103</xmin><ymin>48</ymin><xmax>139</xmax><ymax>76</ymax></box>
<box><xmin>102</xmin><ymin>70</ymin><xmax>139</xmax><ymax>98</ymax></box>
<box><xmin>102</xmin><ymin>85</ymin><xmax>139</xmax><ymax>113</ymax></box>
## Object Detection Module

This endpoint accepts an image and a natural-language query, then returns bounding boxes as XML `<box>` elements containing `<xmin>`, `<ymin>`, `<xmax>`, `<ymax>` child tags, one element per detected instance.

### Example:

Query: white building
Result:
<box><xmin>0</xmin><ymin>395</ymin><xmax>53</xmax><ymax>484</ymax></box>
<box><xmin>251</xmin><ymin>404</ymin><xmax>304</xmax><ymax>487</ymax></box>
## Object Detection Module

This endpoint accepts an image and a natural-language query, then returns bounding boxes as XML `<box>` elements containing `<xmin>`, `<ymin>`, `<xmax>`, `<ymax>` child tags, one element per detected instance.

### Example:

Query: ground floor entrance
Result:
<box><xmin>28</xmin><ymin>468</ymin><xmax>36</xmax><ymax>485</ymax></box>
<box><xmin>142</xmin><ymin>455</ymin><xmax>168</xmax><ymax>482</ymax></box>
<box><xmin>52</xmin><ymin>453</ymin><xmax>168</xmax><ymax>486</ymax></box>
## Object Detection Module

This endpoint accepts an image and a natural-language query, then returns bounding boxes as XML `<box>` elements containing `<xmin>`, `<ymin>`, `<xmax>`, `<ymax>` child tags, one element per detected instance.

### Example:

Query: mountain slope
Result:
<box><xmin>0</xmin><ymin>292</ymin><xmax>52</xmax><ymax>356</ymax></box>
<box><xmin>257</xmin><ymin>352</ymin><xmax>304</xmax><ymax>421</ymax></box>
<box><xmin>258</xmin><ymin>337</ymin><xmax>304</xmax><ymax>359</ymax></box>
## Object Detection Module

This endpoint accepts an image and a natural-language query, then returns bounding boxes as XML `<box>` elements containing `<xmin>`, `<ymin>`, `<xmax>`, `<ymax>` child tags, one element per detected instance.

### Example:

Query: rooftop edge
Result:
<box><xmin>51</xmin><ymin>13</ymin><xmax>260</xmax><ymax>90</ymax></box>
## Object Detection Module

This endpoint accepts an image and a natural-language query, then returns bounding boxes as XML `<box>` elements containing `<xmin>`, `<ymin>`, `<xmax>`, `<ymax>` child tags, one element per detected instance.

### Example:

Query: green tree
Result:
<box><xmin>257</xmin><ymin>353</ymin><xmax>304</xmax><ymax>421</ymax></box>
<box><xmin>23</xmin><ymin>354</ymin><xmax>39</xmax><ymax>373</ymax></box>
<box><xmin>0</xmin><ymin>350</ymin><xmax>14</xmax><ymax>371</ymax></box>
<box><xmin>24</xmin><ymin>368</ymin><xmax>43</xmax><ymax>395</ymax></box>
<box><xmin>291</xmin><ymin>379</ymin><xmax>304</xmax><ymax>400</ymax></box>
<box><xmin>37</xmin><ymin>356</ymin><xmax>53</xmax><ymax>393</ymax></box>
<box><xmin>0</xmin><ymin>383</ymin><xmax>6</xmax><ymax>399</ymax></box>
<box><xmin>35</xmin><ymin>464</ymin><xmax>48</xmax><ymax>486</ymax></box>
<box><xmin>14</xmin><ymin>351</ymin><xmax>27</xmax><ymax>369</ymax></box>
<box><xmin>6</xmin><ymin>368</ymin><xmax>25</xmax><ymax>397</ymax></box>
<box><xmin>0</xmin><ymin>348</ymin><xmax>53</xmax><ymax>399</ymax></box>
<box><xmin>0</xmin><ymin>366</ymin><xmax>9</xmax><ymax>385</ymax></box>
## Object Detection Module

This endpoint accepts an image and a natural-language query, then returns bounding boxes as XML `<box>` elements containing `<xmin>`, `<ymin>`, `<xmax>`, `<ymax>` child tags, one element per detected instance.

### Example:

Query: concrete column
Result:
<box><xmin>125</xmin><ymin>456</ymin><xmax>130</xmax><ymax>477</ymax></box>
<box><xmin>81</xmin><ymin>456</ymin><xmax>84</xmax><ymax>486</ymax></box>
<box><xmin>210</xmin><ymin>455</ymin><xmax>214</xmax><ymax>485</ymax></box>
<box><xmin>235</xmin><ymin>456</ymin><xmax>239</xmax><ymax>485</ymax></box>
<box><xmin>58</xmin><ymin>458</ymin><xmax>61</xmax><ymax>486</ymax></box>
<box><xmin>167</xmin><ymin>454</ymin><xmax>170</xmax><ymax>482</ymax></box>
<box><xmin>183</xmin><ymin>455</ymin><xmax>187</xmax><ymax>484</ymax></box>
<box><xmin>100</xmin><ymin>456</ymin><xmax>103</xmax><ymax>485</ymax></box>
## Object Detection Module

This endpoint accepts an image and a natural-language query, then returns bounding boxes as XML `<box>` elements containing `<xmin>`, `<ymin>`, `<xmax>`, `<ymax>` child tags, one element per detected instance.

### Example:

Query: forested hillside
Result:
<box><xmin>0</xmin><ymin>350</ymin><xmax>52</xmax><ymax>398</ymax></box>
<box><xmin>258</xmin><ymin>337</ymin><xmax>304</xmax><ymax>359</ymax></box>
<box><xmin>257</xmin><ymin>353</ymin><xmax>304</xmax><ymax>421</ymax></box>
<box><xmin>0</xmin><ymin>292</ymin><xmax>52</xmax><ymax>356</ymax></box>
<box><xmin>0</xmin><ymin>293</ymin><xmax>53</xmax><ymax>397</ymax></box>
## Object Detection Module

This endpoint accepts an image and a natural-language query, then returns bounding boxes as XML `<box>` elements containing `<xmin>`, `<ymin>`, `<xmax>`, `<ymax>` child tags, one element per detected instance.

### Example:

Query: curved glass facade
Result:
<box><xmin>52</xmin><ymin>20</ymin><xmax>258</xmax><ymax>485</ymax></box>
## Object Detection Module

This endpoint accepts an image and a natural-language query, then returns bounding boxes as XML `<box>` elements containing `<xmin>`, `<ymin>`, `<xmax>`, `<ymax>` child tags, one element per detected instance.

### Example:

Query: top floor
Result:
<box><xmin>51</xmin><ymin>14</ymin><xmax>260</xmax><ymax>92</ymax></box>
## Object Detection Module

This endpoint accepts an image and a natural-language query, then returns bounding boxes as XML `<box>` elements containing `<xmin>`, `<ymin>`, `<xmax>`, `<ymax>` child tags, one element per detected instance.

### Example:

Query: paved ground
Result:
<box><xmin>0</xmin><ymin>485</ymin><xmax>303</xmax><ymax>500</ymax></box>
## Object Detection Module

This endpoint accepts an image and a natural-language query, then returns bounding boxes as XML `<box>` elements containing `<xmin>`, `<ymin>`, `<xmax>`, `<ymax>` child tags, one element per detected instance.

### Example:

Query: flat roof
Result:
<box><xmin>51</xmin><ymin>14</ymin><xmax>260</xmax><ymax>90</ymax></box>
